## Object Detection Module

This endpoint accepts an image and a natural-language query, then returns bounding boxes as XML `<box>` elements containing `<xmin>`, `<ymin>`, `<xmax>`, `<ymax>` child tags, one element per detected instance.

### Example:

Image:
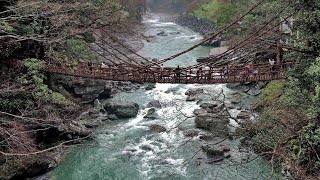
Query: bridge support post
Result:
<box><xmin>276</xmin><ymin>42</ymin><xmax>282</xmax><ymax>65</ymax></box>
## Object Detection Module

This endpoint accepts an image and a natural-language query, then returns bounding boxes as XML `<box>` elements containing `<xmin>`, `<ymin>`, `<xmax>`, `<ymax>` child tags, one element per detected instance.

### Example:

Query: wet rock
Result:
<box><xmin>86</xmin><ymin>109</ymin><xmax>100</xmax><ymax>118</ymax></box>
<box><xmin>186</xmin><ymin>95</ymin><xmax>197</xmax><ymax>101</ymax></box>
<box><xmin>207</xmin><ymin>148</ymin><xmax>224</xmax><ymax>157</ymax></box>
<box><xmin>196</xmin><ymin>57</ymin><xmax>208</xmax><ymax>63</ymax></box>
<box><xmin>195</xmin><ymin>113</ymin><xmax>229</xmax><ymax>137</ymax></box>
<box><xmin>147</xmin><ymin>100</ymin><xmax>162</xmax><ymax>109</ymax></box>
<box><xmin>169</xmin><ymin>32</ymin><xmax>181</xmax><ymax>35</ymax></box>
<box><xmin>125</xmin><ymin>148</ymin><xmax>137</xmax><ymax>153</ymax></box>
<box><xmin>140</xmin><ymin>145</ymin><xmax>153</xmax><ymax>151</ymax></box>
<box><xmin>185</xmin><ymin>88</ymin><xmax>204</xmax><ymax>96</ymax></box>
<box><xmin>224</xmin><ymin>152</ymin><xmax>231</xmax><ymax>158</ymax></box>
<box><xmin>149</xmin><ymin>124</ymin><xmax>167</xmax><ymax>133</ymax></box>
<box><xmin>219</xmin><ymin>144</ymin><xmax>231</xmax><ymax>152</ymax></box>
<box><xmin>74</xmin><ymin>85</ymin><xmax>104</xmax><ymax>95</ymax></box>
<box><xmin>211</xmin><ymin>104</ymin><xmax>226</xmax><ymax>113</ymax></box>
<box><xmin>200</xmin><ymin>102</ymin><xmax>218</xmax><ymax>109</ymax></box>
<box><xmin>226</xmin><ymin>83</ymin><xmax>242</xmax><ymax>89</ymax></box>
<box><xmin>193</xmin><ymin>109</ymin><xmax>207</xmax><ymax>116</ymax></box>
<box><xmin>144</xmin><ymin>108</ymin><xmax>158</xmax><ymax>119</ymax></box>
<box><xmin>165</xmin><ymin>86</ymin><xmax>180</xmax><ymax>94</ymax></box>
<box><xmin>108</xmin><ymin>114</ymin><xmax>119</xmax><ymax>120</ymax></box>
<box><xmin>145</xmin><ymin>83</ymin><xmax>156</xmax><ymax>90</ymax></box>
<box><xmin>203</xmin><ymin>108</ymin><xmax>211</xmax><ymax>113</ymax></box>
<box><xmin>196</xmin><ymin>100</ymin><xmax>203</xmax><ymax>105</ymax></box>
<box><xmin>199</xmin><ymin>134</ymin><xmax>216</xmax><ymax>141</ymax></box>
<box><xmin>157</xmin><ymin>31</ymin><xmax>165</xmax><ymax>35</ymax></box>
<box><xmin>229</xmin><ymin>94</ymin><xmax>242</xmax><ymax>104</ymax></box>
<box><xmin>115</xmin><ymin>107</ymin><xmax>139</xmax><ymax>118</ymax></box>
<box><xmin>207</xmin><ymin>156</ymin><xmax>224</xmax><ymax>164</ymax></box>
<box><xmin>236</xmin><ymin>110</ymin><xmax>251</xmax><ymax>120</ymax></box>
<box><xmin>55</xmin><ymin>76</ymin><xmax>113</xmax><ymax>104</ymax></box>
<box><xmin>246</xmin><ymin>81</ymin><xmax>267</xmax><ymax>96</ymax></box>
<box><xmin>72</xmin><ymin>83</ymin><xmax>112</xmax><ymax>104</ymax></box>
<box><xmin>123</xmin><ymin>86</ymin><xmax>132</xmax><ymax>91</ymax></box>
<box><xmin>93</xmin><ymin>99</ymin><xmax>101</xmax><ymax>109</ymax></box>
<box><xmin>66</xmin><ymin>121</ymin><xmax>92</xmax><ymax>137</ymax></box>
<box><xmin>92</xmin><ymin>99</ymin><xmax>106</xmax><ymax>114</ymax></box>
<box><xmin>78</xmin><ymin>119</ymin><xmax>102</xmax><ymax>129</ymax></box>
<box><xmin>225</xmin><ymin>102</ymin><xmax>236</xmax><ymax>109</ymax></box>
<box><xmin>202</xmin><ymin>144</ymin><xmax>230</xmax><ymax>163</ymax></box>
<box><xmin>157</xmin><ymin>31</ymin><xmax>168</xmax><ymax>36</ymax></box>
<box><xmin>183</xmin><ymin>129</ymin><xmax>200</xmax><ymax>137</ymax></box>
<box><xmin>247</xmin><ymin>89</ymin><xmax>261</xmax><ymax>96</ymax></box>
<box><xmin>103</xmin><ymin>100</ymin><xmax>139</xmax><ymax>118</ymax></box>
<box><xmin>203</xmin><ymin>37</ymin><xmax>221</xmax><ymax>47</ymax></box>
<box><xmin>98</xmin><ymin>88</ymin><xmax>112</xmax><ymax>100</ymax></box>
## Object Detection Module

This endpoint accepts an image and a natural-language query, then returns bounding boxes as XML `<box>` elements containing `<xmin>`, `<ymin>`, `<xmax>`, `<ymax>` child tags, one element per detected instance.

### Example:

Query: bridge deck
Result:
<box><xmin>44</xmin><ymin>62</ymin><xmax>293</xmax><ymax>84</ymax></box>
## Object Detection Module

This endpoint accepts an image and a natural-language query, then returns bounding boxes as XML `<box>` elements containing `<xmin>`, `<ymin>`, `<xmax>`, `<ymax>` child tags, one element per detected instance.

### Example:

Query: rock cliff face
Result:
<box><xmin>48</xmin><ymin>74</ymin><xmax>141</xmax><ymax>105</ymax></box>
<box><xmin>175</xmin><ymin>14</ymin><xmax>215</xmax><ymax>36</ymax></box>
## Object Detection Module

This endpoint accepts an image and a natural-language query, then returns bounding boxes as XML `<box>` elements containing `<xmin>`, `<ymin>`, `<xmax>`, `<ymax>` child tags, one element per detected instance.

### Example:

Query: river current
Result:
<box><xmin>51</xmin><ymin>14</ymin><xmax>279</xmax><ymax>180</ymax></box>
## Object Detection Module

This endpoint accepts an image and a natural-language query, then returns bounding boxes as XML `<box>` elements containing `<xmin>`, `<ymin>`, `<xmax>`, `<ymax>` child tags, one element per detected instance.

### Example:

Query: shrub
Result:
<box><xmin>17</xmin><ymin>58</ymin><xmax>74</xmax><ymax>106</ymax></box>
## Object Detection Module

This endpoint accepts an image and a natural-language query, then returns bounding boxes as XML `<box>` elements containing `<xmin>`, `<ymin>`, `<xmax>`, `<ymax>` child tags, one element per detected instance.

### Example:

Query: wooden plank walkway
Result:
<box><xmin>44</xmin><ymin>62</ymin><xmax>294</xmax><ymax>84</ymax></box>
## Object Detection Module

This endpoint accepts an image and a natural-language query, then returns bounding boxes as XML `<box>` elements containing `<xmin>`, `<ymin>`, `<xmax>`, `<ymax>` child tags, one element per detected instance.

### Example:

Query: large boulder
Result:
<box><xmin>203</xmin><ymin>37</ymin><xmax>221</xmax><ymax>47</ymax></box>
<box><xmin>49</xmin><ymin>74</ymin><xmax>113</xmax><ymax>104</ymax></box>
<box><xmin>103</xmin><ymin>100</ymin><xmax>139</xmax><ymax>118</ymax></box>
<box><xmin>202</xmin><ymin>144</ymin><xmax>231</xmax><ymax>163</ymax></box>
<box><xmin>247</xmin><ymin>88</ymin><xmax>261</xmax><ymax>96</ymax></box>
<box><xmin>200</xmin><ymin>102</ymin><xmax>219</xmax><ymax>109</ymax></box>
<box><xmin>186</xmin><ymin>95</ymin><xmax>197</xmax><ymax>102</ymax></box>
<box><xmin>183</xmin><ymin>129</ymin><xmax>201</xmax><ymax>137</ymax></box>
<box><xmin>246</xmin><ymin>81</ymin><xmax>267</xmax><ymax>96</ymax></box>
<box><xmin>193</xmin><ymin>109</ymin><xmax>207</xmax><ymax>116</ymax></box>
<box><xmin>145</xmin><ymin>84</ymin><xmax>156</xmax><ymax>90</ymax></box>
<box><xmin>169</xmin><ymin>32</ymin><xmax>181</xmax><ymax>35</ymax></box>
<box><xmin>157</xmin><ymin>31</ymin><xmax>168</xmax><ymax>36</ymax></box>
<box><xmin>144</xmin><ymin>108</ymin><xmax>158</xmax><ymax>119</ymax></box>
<box><xmin>149</xmin><ymin>124</ymin><xmax>167</xmax><ymax>133</ymax></box>
<box><xmin>185</xmin><ymin>88</ymin><xmax>204</xmax><ymax>96</ymax></box>
<box><xmin>195</xmin><ymin>113</ymin><xmax>229</xmax><ymax>137</ymax></box>
<box><xmin>147</xmin><ymin>100</ymin><xmax>162</xmax><ymax>109</ymax></box>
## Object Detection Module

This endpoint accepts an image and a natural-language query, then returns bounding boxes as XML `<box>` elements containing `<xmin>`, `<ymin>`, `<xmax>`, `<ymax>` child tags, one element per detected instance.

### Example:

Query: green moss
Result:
<box><xmin>253</xmin><ymin>80</ymin><xmax>284</xmax><ymax>109</ymax></box>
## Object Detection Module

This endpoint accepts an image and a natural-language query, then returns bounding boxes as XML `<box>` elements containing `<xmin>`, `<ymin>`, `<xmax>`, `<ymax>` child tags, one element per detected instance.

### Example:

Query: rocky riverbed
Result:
<box><xmin>46</xmin><ymin>14</ymin><xmax>278</xmax><ymax>180</ymax></box>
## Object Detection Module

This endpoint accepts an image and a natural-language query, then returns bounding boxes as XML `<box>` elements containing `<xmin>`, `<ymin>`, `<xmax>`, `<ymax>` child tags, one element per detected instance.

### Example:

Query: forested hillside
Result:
<box><xmin>146</xmin><ymin>0</ymin><xmax>210</xmax><ymax>13</ymax></box>
<box><xmin>0</xmin><ymin>0</ymin><xmax>146</xmax><ymax>179</ymax></box>
<box><xmin>191</xmin><ymin>0</ymin><xmax>320</xmax><ymax>179</ymax></box>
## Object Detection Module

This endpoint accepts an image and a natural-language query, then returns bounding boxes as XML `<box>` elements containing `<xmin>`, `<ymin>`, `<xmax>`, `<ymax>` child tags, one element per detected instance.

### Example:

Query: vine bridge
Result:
<box><xmin>45</xmin><ymin>61</ymin><xmax>293</xmax><ymax>84</ymax></box>
<box><xmin>44</xmin><ymin>0</ymin><xmax>300</xmax><ymax>84</ymax></box>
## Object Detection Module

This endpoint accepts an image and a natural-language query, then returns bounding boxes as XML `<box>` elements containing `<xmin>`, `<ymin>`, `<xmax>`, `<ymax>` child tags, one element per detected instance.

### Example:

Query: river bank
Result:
<box><xmin>0</xmin><ymin>20</ymin><xmax>149</xmax><ymax>180</ymax></box>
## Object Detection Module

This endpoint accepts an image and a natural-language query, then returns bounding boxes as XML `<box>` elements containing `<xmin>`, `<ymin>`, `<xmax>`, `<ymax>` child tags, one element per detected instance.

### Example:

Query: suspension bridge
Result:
<box><xmin>44</xmin><ymin>0</ymin><xmax>301</xmax><ymax>84</ymax></box>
